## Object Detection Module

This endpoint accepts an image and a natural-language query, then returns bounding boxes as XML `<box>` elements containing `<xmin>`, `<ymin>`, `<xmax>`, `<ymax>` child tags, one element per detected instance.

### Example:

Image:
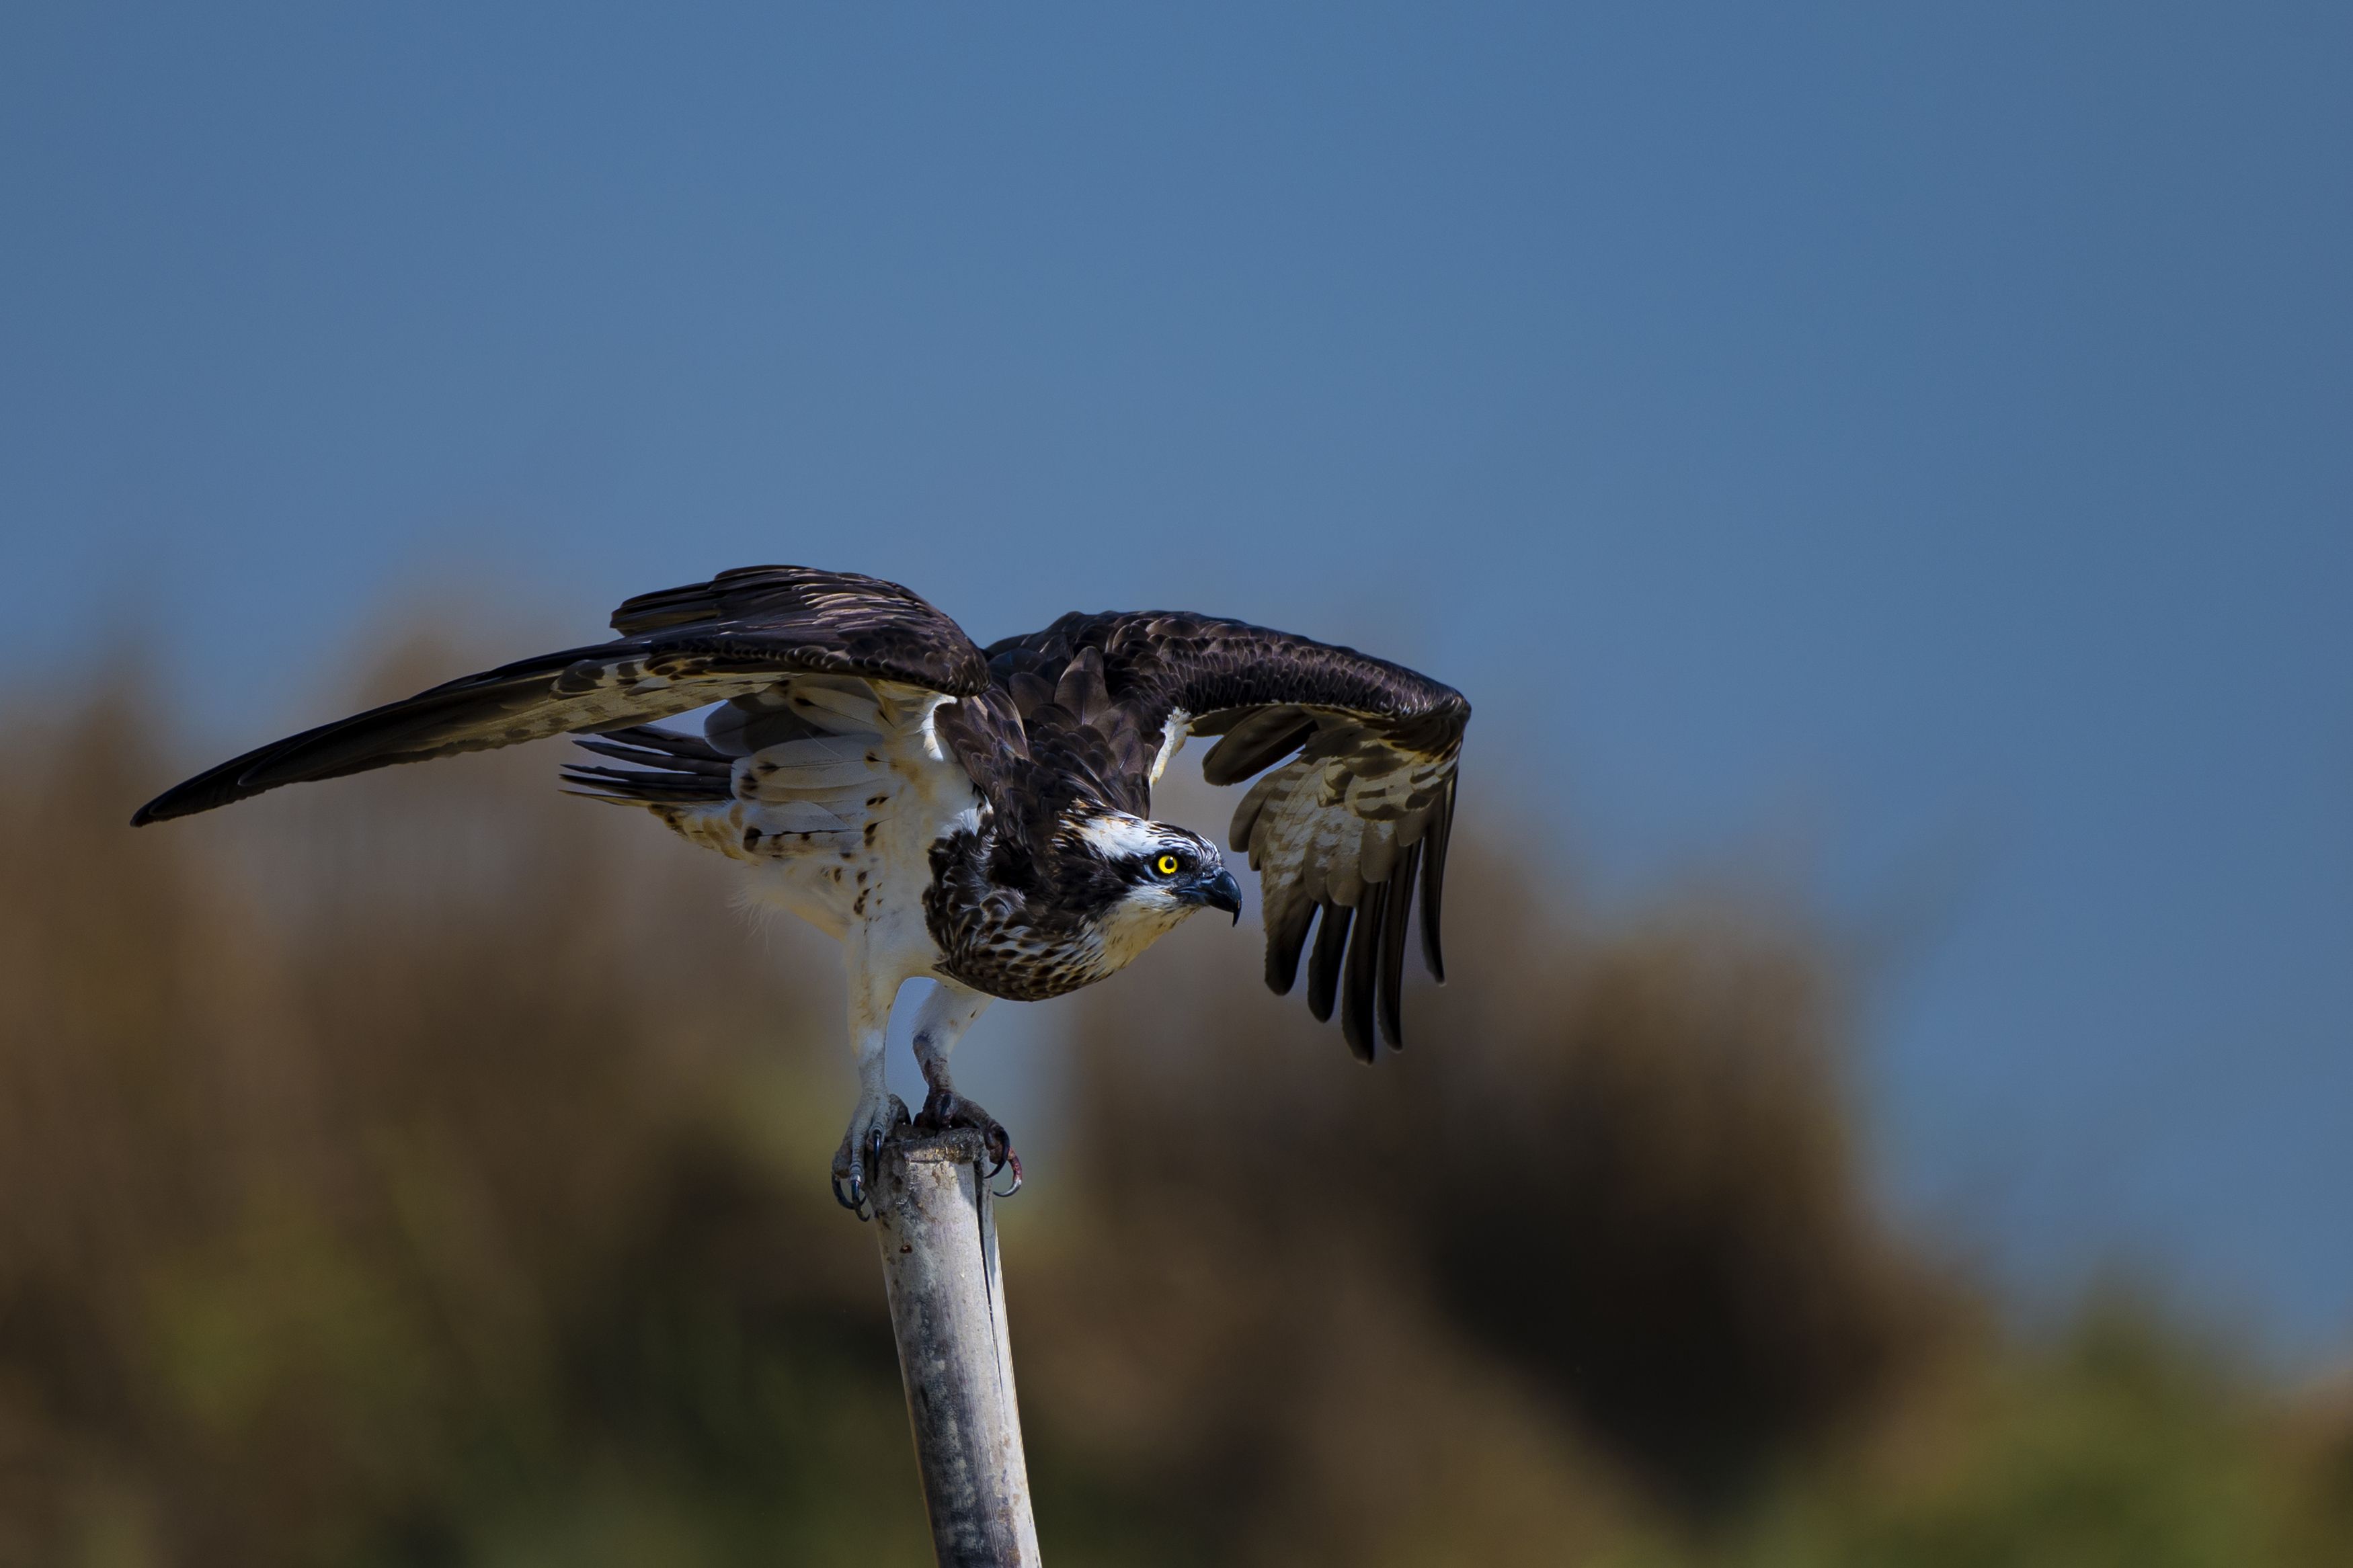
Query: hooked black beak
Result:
<box><xmin>1193</xmin><ymin>866</ymin><xmax>1244</xmax><ymax>924</ymax></box>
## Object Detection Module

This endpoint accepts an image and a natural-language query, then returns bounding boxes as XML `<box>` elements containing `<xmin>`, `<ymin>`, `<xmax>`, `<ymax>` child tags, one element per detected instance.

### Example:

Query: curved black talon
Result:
<box><xmin>990</xmin><ymin>1151</ymin><xmax>1025</xmax><ymax>1199</ymax></box>
<box><xmin>834</xmin><ymin>1169</ymin><xmax>868</xmax><ymax>1216</ymax></box>
<box><xmin>832</xmin><ymin>1098</ymin><xmax>910</xmax><ymax>1223</ymax></box>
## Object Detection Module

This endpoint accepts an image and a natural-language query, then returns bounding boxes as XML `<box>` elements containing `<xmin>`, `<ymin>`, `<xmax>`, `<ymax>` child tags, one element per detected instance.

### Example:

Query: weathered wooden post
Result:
<box><xmin>870</xmin><ymin>1126</ymin><xmax>1043</xmax><ymax>1567</ymax></box>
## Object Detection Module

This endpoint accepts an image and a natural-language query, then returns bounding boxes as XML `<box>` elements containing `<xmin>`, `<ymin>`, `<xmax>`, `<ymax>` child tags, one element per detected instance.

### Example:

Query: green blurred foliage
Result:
<box><xmin>0</xmin><ymin>663</ymin><xmax>2347</xmax><ymax>1565</ymax></box>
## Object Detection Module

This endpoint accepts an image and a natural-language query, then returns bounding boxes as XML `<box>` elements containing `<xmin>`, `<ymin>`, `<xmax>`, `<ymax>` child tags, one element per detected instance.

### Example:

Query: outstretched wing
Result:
<box><xmin>986</xmin><ymin>612</ymin><xmax>1468</xmax><ymax>1061</ymax></box>
<box><xmin>132</xmin><ymin>566</ymin><xmax>991</xmax><ymax>824</ymax></box>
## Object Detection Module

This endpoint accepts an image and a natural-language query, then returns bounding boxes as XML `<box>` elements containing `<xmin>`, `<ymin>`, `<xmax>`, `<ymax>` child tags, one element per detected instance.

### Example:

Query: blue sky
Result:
<box><xmin>5</xmin><ymin>5</ymin><xmax>2348</xmax><ymax>1358</ymax></box>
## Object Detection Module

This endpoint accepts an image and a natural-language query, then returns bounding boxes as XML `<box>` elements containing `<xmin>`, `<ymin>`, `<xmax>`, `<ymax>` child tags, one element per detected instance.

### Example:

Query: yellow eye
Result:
<box><xmin>1154</xmin><ymin>854</ymin><xmax>1181</xmax><ymax>877</ymax></box>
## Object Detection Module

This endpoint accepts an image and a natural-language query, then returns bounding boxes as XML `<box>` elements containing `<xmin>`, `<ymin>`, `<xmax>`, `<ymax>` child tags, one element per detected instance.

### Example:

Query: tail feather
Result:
<box><xmin>559</xmin><ymin>725</ymin><xmax>734</xmax><ymax>806</ymax></box>
<box><xmin>574</xmin><ymin>727</ymin><xmax>733</xmax><ymax>774</ymax></box>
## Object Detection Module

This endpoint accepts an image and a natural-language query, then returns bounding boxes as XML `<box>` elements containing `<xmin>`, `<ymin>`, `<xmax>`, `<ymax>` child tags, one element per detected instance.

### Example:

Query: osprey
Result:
<box><xmin>133</xmin><ymin>567</ymin><xmax>1470</xmax><ymax>1212</ymax></box>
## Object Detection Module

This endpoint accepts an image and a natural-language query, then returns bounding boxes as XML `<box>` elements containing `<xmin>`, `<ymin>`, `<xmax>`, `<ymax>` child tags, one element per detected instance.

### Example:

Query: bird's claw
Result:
<box><xmin>831</xmin><ymin>1094</ymin><xmax>911</xmax><ymax>1221</ymax></box>
<box><xmin>916</xmin><ymin>1086</ymin><xmax>1025</xmax><ymax>1200</ymax></box>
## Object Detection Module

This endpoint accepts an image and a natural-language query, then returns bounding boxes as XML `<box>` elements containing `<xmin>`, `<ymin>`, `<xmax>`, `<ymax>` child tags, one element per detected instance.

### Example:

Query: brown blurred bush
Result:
<box><xmin>1</xmin><ymin>659</ymin><xmax>2348</xmax><ymax>1567</ymax></box>
<box><xmin>0</xmin><ymin>663</ymin><xmax>925</xmax><ymax>1567</ymax></box>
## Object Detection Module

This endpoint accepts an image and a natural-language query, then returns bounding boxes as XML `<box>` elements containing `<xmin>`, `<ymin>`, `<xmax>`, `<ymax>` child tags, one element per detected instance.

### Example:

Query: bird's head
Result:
<box><xmin>1066</xmin><ymin>809</ymin><xmax>1244</xmax><ymax>964</ymax></box>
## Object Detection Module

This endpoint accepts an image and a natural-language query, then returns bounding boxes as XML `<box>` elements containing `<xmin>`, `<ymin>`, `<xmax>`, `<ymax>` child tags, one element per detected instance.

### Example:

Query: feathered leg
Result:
<box><xmin>908</xmin><ymin>980</ymin><xmax>1019</xmax><ymax>1195</ymax></box>
<box><xmin>831</xmin><ymin>960</ymin><xmax>910</xmax><ymax>1217</ymax></box>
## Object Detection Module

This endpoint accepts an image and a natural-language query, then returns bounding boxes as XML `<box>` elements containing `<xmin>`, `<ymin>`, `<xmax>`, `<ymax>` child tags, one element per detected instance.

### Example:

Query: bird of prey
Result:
<box><xmin>133</xmin><ymin>567</ymin><xmax>1469</xmax><ymax>1212</ymax></box>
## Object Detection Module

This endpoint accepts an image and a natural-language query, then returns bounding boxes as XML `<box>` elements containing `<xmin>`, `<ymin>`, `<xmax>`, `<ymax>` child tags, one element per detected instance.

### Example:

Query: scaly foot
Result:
<box><xmin>831</xmin><ymin>1092</ymin><xmax>911</xmax><ymax>1219</ymax></box>
<box><xmin>914</xmin><ymin>1084</ymin><xmax>1023</xmax><ymax>1197</ymax></box>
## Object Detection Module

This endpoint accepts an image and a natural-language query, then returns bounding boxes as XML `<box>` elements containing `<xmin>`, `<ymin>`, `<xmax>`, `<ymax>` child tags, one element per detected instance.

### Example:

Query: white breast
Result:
<box><xmin>663</xmin><ymin>677</ymin><xmax>979</xmax><ymax>978</ymax></box>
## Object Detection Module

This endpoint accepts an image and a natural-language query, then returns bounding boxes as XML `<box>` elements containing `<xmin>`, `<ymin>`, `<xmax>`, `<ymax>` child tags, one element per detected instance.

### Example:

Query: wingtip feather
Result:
<box><xmin>1417</xmin><ymin>782</ymin><xmax>1455</xmax><ymax>983</ymax></box>
<box><xmin>1341</xmin><ymin>889</ymin><xmax>1386</xmax><ymax>1063</ymax></box>
<box><xmin>1376</xmin><ymin>846</ymin><xmax>1417</xmax><ymax>1050</ymax></box>
<box><xmin>1305</xmin><ymin>901</ymin><xmax>1351</xmax><ymax>1025</ymax></box>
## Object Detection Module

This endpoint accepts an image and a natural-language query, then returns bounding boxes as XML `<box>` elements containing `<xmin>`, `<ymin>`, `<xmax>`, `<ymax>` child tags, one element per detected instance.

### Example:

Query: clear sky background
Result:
<box><xmin>5</xmin><ymin>7</ymin><xmax>2348</xmax><ymax>1360</ymax></box>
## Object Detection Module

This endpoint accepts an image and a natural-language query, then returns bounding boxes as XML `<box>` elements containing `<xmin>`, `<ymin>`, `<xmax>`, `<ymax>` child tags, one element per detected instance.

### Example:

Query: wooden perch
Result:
<box><xmin>871</xmin><ymin>1126</ymin><xmax>1043</xmax><ymax>1567</ymax></box>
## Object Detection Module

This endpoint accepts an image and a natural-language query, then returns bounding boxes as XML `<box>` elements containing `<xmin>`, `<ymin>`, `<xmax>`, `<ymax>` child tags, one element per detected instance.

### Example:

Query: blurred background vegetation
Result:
<box><xmin>4</xmin><ymin>648</ymin><xmax>2349</xmax><ymax>1567</ymax></box>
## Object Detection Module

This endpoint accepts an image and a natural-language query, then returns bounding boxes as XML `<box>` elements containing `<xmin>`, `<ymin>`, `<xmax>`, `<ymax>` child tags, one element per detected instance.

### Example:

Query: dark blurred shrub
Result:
<box><xmin>1735</xmin><ymin>1295</ymin><xmax>2353</xmax><ymax>1568</ymax></box>
<box><xmin>1024</xmin><ymin>841</ymin><xmax>1938</xmax><ymax>1560</ymax></box>
<box><xmin>0</xmin><ymin>672</ymin><xmax>923</xmax><ymax>1567</ymax></box>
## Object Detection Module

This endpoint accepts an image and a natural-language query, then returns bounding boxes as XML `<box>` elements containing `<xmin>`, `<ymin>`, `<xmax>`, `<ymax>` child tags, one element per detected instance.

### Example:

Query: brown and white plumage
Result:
<box><xmin>133</xmin><ymin>566</ymin><xmax>1471</xmax><ymax>1204</ymax></box>
<box><xmin>980</xmin><ymin>610</ymin><xmax>1466</xmax><ymax>1059</ymax></box>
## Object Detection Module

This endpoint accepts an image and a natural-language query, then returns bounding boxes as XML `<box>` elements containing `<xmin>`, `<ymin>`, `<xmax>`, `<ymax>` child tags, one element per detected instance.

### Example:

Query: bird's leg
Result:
<box><xmin>906</xmin><ymin>981</ymin><xmax>1020</xmax><ymax>1196</ymax></box>
<box><xmin>831</xmin><ymin>968</ymin><xmax>909</xmax><ymax>1219</ymax></box>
